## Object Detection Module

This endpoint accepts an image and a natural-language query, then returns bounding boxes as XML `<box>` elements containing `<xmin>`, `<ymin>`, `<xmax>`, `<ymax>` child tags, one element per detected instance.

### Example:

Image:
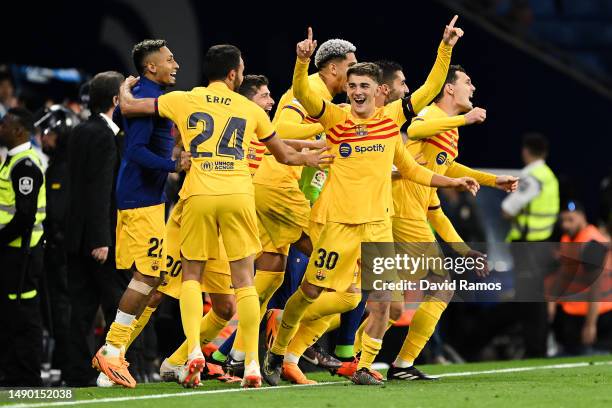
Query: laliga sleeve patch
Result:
<box><xmin>18</xmin><ymin>177</ymin><xmax>34</xmax><ymax>195</ymax></box>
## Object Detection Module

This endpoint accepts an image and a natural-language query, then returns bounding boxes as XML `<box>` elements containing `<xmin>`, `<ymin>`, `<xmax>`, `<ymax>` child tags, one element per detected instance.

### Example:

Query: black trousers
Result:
<box><xmin>62</xmin><ymin>251</ymin><xmax>130</xmax><ymax>387</ymax></box>
<box><xmin>553</xmin><ymin>306</ymin><xmax>612</xmax><ymax>355</ymax></box>
<box><xmin>0</xmin><ymin>244</ymin><xmax>43</xmax><ymax>387</ymax></box>
<box><xmin>41</xmin><ymin>246</ymin><xmax>71</xmax><ymax>374</ymax></box>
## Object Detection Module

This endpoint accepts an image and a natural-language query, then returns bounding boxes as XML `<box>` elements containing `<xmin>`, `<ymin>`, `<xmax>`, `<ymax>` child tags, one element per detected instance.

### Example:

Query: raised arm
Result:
<box><xmin>118</xmin><ymin>76</ymin><xmax>156</xmax><ymax>117</ymax></box>
<box><xmin>293</xmin><ymin>28</ymin><xmax>325</xmax><ymax>120</ymax></box>
<box><xmin>408</xmin><ymin>106</ymin><xmax>486</xmax><ymax>140</ymax></box>
<box><xmin>409</xmin><ymin>16</ymin><xmax>463</xmax><ymax>112</ymax></box>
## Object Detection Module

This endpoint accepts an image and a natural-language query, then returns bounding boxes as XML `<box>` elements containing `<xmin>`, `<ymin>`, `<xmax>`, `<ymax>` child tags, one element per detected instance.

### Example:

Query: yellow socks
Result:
<box><xmin>284</xmin><ymin>291</ymin><xmax>359</xmax><ymax>360</ymax></box>
<box><xmin>234</xmin><ymin>270</ymin><xmax>284</xmax><ymax>353</ymax></box>
<box><xmin>125</xmin><ymin>306</ymin><xmax>156</xmax><ymax>351</ymax></box>
<box><xmin>254</xmin><ymin>270</ymin><xmax>285</xmax><ymax>317</ymax></box>
<box><xmin>356</xmin><ymin>332</ymin><xmax>382</xmax><ymax>370</ymax></box>
<box><xmin>235</xmin><ymin>286</ymin><xmax>260</xmax><ymax>365</ymax></box>
<box><xmin>270</xmin><ymin>287</ymin><xmax>315</xmax><ymax>355</ymax></box>
<box><xmin>168</xmin><ymin>309</ymin><xmax>230</xmax><ymax>366</ymax></box>
<box><xmin>353</xmin><ymin>317</ymin><xmax>367</xmax><ymax>355</ymax></box>
<box><xmin>395</xmin><ymin>296</ymin><xmax>447</xmax><ymax>367</ymax></box>
<box><xmin>179</xmin><ymin>280</ymin><xmax>203</xmax><ymax>358</ymax></box>
<box><xmin>354</xmin><ymin>316</ymin><xmax>395</xmax><ymax>355</ymax></box>
<box><xmin>286</xmin><ymin>315</ymin><xmax>334</xmax><ymax>361</ymax></box>
<box><xmin>106</xmin><ymin>310</ymin><xmax>136</xmax><ymax>350</ymax></box>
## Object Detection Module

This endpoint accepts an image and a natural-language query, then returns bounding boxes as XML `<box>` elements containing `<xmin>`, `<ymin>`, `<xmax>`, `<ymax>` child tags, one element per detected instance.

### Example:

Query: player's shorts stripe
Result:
<box><xmin>327</xmin><ymin>131</ymin><xmax>399</xmax><ymax>144</ymax></box>
<box><xmin>282</xmin><ymin>105</ymin><xmax>305</xmax><ymax>120</ymax></box>
<box><xmin>426</xmin><ymin>139</ymin><xmax>457</xmax><ymax>157</ymax></box>
<box><xmin>259</xmin><ymin>131</ymin><xmax>276</xmax><ymax>143</ymax></box>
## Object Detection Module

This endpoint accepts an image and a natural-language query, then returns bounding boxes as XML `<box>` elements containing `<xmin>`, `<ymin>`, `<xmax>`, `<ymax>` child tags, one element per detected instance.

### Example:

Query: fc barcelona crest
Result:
<box><xmin>355</xmin><ymin>125</ymin><xmax>368</xmax><ymax>137</ymax></box>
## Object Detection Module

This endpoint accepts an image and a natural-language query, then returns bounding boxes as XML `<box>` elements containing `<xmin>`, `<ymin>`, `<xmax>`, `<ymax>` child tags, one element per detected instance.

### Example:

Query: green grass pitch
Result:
<box><xmin>2</xmin><ymin>355</ymin><xmax>611</xmax><ymax>407</ymax></box>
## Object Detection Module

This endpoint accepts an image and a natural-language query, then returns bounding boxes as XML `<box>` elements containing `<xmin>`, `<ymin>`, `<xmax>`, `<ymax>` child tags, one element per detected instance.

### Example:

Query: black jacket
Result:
<box><xmin>66</xmin><ymin>114</ymin><xmax>118</xmax><ymax>255</ymax></box>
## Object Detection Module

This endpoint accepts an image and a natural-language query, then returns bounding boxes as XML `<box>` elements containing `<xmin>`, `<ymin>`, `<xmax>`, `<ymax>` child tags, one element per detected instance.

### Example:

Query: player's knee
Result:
<box><xmin>294</xmin><ymin>232</ymin><xmax>313</xmax><ymax>257</ymax></box>
<box><xmin>128</xmin><ymin>277</ymin><xmax>157</xmax><ymax>296</ymax></box>
<box><xmin>300</xmin><ymin>280</ymin><xmax>323</xmax><ymax>299</ymax></box>
<box><xmin>211</xmin><ymin>295</ymin><xmax>236</xmax><ymax>320</ymax></box>
<box><xmin>148</xmin><ymin>290</ymin><xmax>165</xmax><ymax>308</ymax></box>
<box><xmin>389</xmin><ymin>301</ymin><xmax>403</xmax><ymax>321</ymax></box>
<box><xmin>255</xmin><ymin>252</ymin><xmax>286</xmax><ymax>272</ymax></box>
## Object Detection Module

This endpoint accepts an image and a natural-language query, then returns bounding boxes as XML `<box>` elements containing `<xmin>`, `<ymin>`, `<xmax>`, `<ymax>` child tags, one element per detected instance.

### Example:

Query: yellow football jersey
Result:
<box><xmin>393</xmin><ymin>103</ymin><xmax>495</xmax><ymax>220</ymax></box>
<box><xmin>252</xmin><ymin>73</ymin><xmax>330</xmax><ymax>189</ymax></box>
<box><xmin>157</xmin><ymin>82</ymin><xmax>275</xmax><ymax>197</ymax></box>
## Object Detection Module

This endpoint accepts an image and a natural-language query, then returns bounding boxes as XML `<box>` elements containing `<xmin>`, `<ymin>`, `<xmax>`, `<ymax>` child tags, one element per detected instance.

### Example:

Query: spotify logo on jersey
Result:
<box><xmin>436</xmin><ymin>151</ymin><xmax>448</xmax><ymax>165</ymax></box>
<box><xmin>339</xmin><ymin>143</ymin><xmax>352</xmax><ymax>158</ymax></box>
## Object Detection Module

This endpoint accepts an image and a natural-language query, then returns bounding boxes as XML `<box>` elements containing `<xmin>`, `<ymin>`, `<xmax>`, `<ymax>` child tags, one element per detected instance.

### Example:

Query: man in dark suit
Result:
<box><xmin>63</xmin><ymin>71</ymin><xmax>131</xmax><ymax>386</ymax></box>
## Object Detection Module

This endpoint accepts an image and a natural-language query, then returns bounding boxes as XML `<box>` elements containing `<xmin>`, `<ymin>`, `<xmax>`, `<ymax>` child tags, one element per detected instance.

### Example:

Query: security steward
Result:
<box><xmin>0</xmin><ymin>107</ymin><xmax>46</xmax><ymax>386</ymax></box>
<box><xmin>502</xmin><ymin>132</ymin><xmax>560</xmax><ymax>358</ymax></box>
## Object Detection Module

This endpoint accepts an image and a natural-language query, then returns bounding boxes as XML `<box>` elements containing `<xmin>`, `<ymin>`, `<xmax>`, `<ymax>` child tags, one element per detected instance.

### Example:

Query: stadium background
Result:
<box><xmin>2</xmin><ymin>0</ymin><xmax>611</xmax><ymax>221</ymax></box>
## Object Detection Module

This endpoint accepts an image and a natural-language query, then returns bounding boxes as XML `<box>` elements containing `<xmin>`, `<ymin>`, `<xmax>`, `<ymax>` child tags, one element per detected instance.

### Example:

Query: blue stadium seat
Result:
<box><xmin>529</xmin><ymin>0</ymin><xmax>557</xmax><ymax>17</ymax></box>
<box><xmin>560</xmin><ymin>0</ymin><xmax>600</xmax><ymax>17</ymax></box>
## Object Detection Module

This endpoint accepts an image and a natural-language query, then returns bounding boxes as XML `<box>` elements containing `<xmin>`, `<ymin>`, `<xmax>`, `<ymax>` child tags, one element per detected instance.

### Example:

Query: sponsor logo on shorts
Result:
<box><xmin>151</xmin><ymin>260</ymin><xmax>159</xmax><ymax>272</ymax></box>
<box><xmin>436</xmin><ymin>151</ymin><xmax>448</xmax><ymax>165</ymax></box>
<box><xmin>315</xmin><ymin>270</ymin><xmax>326</xmax><ymax>281</ymax></box>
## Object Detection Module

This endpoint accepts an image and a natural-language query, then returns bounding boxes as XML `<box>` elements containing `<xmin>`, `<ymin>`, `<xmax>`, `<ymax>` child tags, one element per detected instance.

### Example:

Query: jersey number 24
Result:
<box><xmin>188</xmin><ymin>112</ymin><xmax>246</xmax><ymax>160</ymax></box>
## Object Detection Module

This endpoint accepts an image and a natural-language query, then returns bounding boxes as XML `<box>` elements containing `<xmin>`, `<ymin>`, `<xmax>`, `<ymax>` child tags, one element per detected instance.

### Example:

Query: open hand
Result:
<box><xmin>304</xmin><ymin>146</ymin><xmax>334</xmax><ymax>168</ymax></box>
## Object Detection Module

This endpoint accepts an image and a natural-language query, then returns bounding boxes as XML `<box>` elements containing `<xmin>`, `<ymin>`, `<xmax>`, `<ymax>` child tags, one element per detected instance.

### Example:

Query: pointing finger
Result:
<box><xmin>448</xmin><ymin>14</ymin><xmax>458</xmax><ymax>29</ymax></box>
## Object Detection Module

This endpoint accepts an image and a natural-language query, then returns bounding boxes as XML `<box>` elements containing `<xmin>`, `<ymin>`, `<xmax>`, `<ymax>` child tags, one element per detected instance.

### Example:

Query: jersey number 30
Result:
<box><xmin>188</xmin><ymin>112</ymin><xmax>246</xmax><ymax>160</ymax></box>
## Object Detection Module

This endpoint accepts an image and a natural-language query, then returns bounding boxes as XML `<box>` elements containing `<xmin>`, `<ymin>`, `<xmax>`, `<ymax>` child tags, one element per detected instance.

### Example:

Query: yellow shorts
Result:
<box><xmin>180</xmin><ymin>194</ymin><xmax>261</xmax><ymax>261</ymax></box>
<box><xmin>115</xmin><ymin>203</ymin><xmax>166</xmax><ymax>277</ymax></box>
<box><xmin>158</xmin><ymin>200</ymin><xmax>234</xmax><ymax>299</ymax></box>
<box><xmin>392</xmin><ymin>217</ymin><xmax>445</xmax><ymax>279</ymax></box>
<box><xmin>255</xmin><ymin>184</ymin><xmax>310</xmax><ymax>256</ymax></box>
<box><xmin>304</xmin><ymin>221</ymin><xmax>393</xmax><ymax>291</ymax></box>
